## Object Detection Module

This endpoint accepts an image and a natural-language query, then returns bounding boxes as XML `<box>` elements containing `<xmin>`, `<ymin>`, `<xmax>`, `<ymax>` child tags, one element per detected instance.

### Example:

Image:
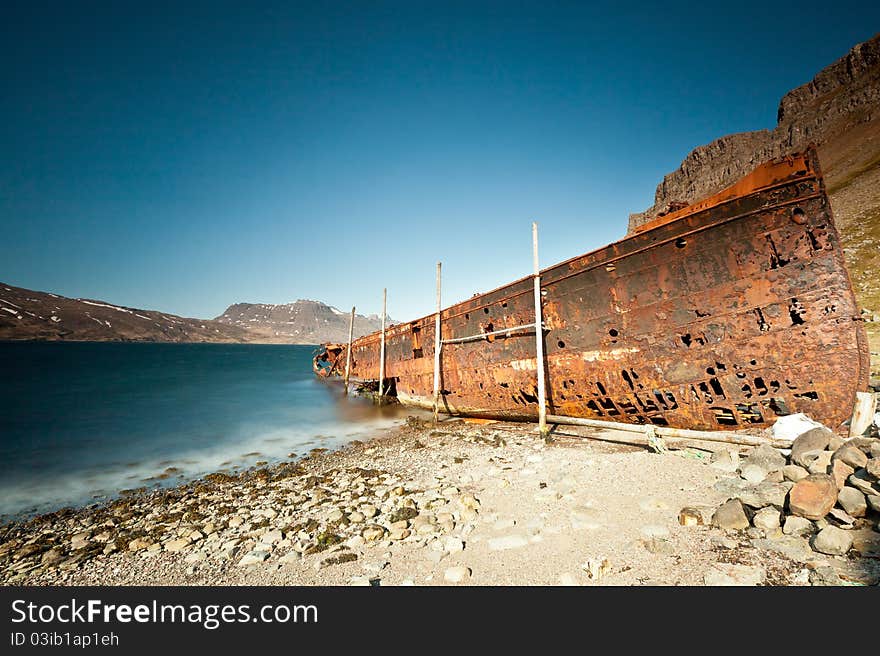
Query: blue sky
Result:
<box><xmin>2</xmin><ymin>1</ymin><xmax>878</xmax><ymax>321</ymax></box>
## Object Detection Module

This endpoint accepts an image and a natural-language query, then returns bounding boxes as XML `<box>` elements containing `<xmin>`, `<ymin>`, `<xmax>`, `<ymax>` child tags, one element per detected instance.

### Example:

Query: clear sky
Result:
<box><xmin>2</xmin><ymin>2</ymin><xmax>878</xmax><ymax>321</ymax></box>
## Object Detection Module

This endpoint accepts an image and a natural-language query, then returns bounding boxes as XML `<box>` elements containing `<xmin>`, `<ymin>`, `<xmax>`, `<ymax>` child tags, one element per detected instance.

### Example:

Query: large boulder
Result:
<box><xmin>837</xmin><ymin>486</ymin><xmax>867</xmax><ymax>517</ymax></box>
<box><xmin>811</xmin><ymin>526</ymin><xmax>853</xmax><ymax>556</ymax></box>
<box><xmin>712</xmin><ymin>499</ymin><xmax>750</xmax><ymax>530</ymax></box>
<box><xmin>790</xmin><ymin>427</ymin><xmax>834</xmax><ymax>467</ymax></box>
<box><xmin>740</xmin><ymin>444</ymin><xmax>786</xmax><ymax>477</ymax></box>
<box><xmin>789</xmin><ymin>474</ymin><xmax>837</xmax><ymax>520</ymax></box>
<box><xmin>832</xmin><ymin>444</ymin><xmax>868</xmax><ymax>469</ymax></box>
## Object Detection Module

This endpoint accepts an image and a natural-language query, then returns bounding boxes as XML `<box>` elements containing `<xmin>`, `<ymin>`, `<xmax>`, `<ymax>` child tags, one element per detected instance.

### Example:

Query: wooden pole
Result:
<box><xmin>849</xmin><ymin>391</ymin><xmax>877</xmax><ymax>437</ymax></box>
<box><xmin>433</xmin><ymin>262</ymin><xmax>442</xmax><ymax>423</ymax></box>
<box><xmin>343</xmin><ymin>306</ymin><xmax>355</xmax><ymax>395</ymax></box>
<box><xmin>533</xmin><ymin>222</ymin><xmax>548</xmax><ymax>436</ymax></box>
<box><xmin>379</xmin><ymin>288</ymin><xmax>387</xmax><ymax>398</ymax></box>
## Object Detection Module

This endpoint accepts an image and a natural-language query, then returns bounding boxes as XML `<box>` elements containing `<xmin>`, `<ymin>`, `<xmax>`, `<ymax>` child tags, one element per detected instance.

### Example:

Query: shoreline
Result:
<box><xmin>2</xmin><ymin>415</ymin><xmax>878</xmax><ymax>586</ymax></box>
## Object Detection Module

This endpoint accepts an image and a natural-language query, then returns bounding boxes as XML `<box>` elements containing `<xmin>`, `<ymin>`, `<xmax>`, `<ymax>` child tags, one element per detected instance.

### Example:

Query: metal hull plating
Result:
<box><xmin>316</xmin><ymin>149</ymin><xmax>870</xmax><ymax>431</ymax></box>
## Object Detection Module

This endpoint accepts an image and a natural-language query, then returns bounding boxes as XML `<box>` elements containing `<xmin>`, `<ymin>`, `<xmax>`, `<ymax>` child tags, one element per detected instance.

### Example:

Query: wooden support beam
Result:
<box><xmin>379</xmin><ymin>288</ymin><xmax>387</xmax><ymax>398</ymax></box>
<box><xmin>433</xmin><ymin>262</ymin><xmax>442</xmax><ymax>424</ymax></box>
<box><xmin>545</xmin><ymin>414</ymin><xmax>793</xmax><ymax>449</ymax></box>
<box><xmin>343</xmin><ymin>306</ymin><xmax>355</xmax><ymax>395</ymax></box>
<box><xmin>532</xmin><ymin>222</ymin><xmax>548</xmax><ymax>436</ymax></box>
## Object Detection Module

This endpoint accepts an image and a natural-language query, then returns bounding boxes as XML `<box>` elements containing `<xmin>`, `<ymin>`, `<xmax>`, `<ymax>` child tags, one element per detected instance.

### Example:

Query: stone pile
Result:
<box><xmin>708</xmin><ymin>423</ymin><xmax>880</xmax><ymax>564</ymax></box>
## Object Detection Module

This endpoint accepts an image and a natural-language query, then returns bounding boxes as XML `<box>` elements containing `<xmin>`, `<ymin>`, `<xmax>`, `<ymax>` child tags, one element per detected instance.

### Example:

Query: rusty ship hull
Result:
<box><xmin>315</xmin><ymin>148</ymin><xmax>870</xmax><ymax>431</ymax></box>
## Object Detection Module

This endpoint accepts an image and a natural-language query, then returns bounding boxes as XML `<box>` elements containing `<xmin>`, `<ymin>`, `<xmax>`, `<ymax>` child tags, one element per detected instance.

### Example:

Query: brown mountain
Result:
<box><xmin>0</xmin><ymin>282</ymin><xmax>253</xmax><ymax>343</ymax></box>
<box><xmin>627</xmin><ymin>32</ymin><xmax>880</xmax><ymax>376</ymax></box>
<box><xmin>215</xmin><ymin>301</ymin><xmax>391</xmax><ymax>344</ymax></box>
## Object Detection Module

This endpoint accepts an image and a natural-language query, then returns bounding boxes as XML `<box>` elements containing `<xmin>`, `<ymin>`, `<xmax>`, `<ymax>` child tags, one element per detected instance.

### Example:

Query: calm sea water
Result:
<box><xmin>0</xmin><ymin>342</ymin><xmax>415</xmax><ymax>521</ymax></box>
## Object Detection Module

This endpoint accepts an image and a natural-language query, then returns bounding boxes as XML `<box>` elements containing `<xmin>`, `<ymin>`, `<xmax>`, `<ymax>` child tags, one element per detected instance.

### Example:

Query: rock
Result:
<box><xmin>771</xmin><ymin>413</ymin><xmax>825</xmax><ymax>442</ymax></box>
<box><xmin>710</xmin><ymin>449</ymin><xmax>740</xmax><ymax>472</ymax></box>
<box><xmin>833</xmin><ymin>444</ymin><xmax>868</xmax><ymax>469</ymax></box>
<box><xmin>388</xmin><ymin>528</ymin><xmax>411</xmax><ymax>541</ymax></box>
<box><xmin>811</xmin><ymin>526</ymin><xmax>852</xmax><ymax>555</ymax></box>
<box><xmin>830</xmin><ymin>459</ymin><xmax>854</xmax><ymax>490</ymax></box>
<box><xmin>261</xmin><ymin>530</ymin><xmax>284</xmax><ymax>544</ymax></box>
<box><xmin>348</xmin><ymin>511</ymin><xmax>365</xmax><ymax>523</ymax></box>
<box><xmin>789</xmin><ymin>474</ymin><xmax>837</xmax><ymax>520</ymax></box>
<box><xmin>443</xmin><ymin>566</ymin><xmax>471</xmax><ymax>583</ymax></box>
<box><xmin>238</xmin><ymin>550</ymin><xmax>270</xmax><ymax>566</ymax></box>
<box><xmin>279</xmin><ymin>551</ymin><xmax>302</xmax><ymax>564</ymax></box>
<box><xmin>867</xmin><ymin>495</ymin><xmax>880</xmax><ymax>512</ymax></box>
<box><xmin>866</xmin><ymin>458</ymin><xmax>880</xmax><ymax>479</ymax></box>
<box><xmin>710</xmin><ymin>536</ymin><xmax>737</xmax><ymax>550</ymax></box>
<box><xmin>459</xmin><ymin>493</ymin><xmax>480</xmax><ymax>511</ymax></box>
<box><xmin>442</xmin><ymin>536</ymin><xmax>464</xmax><ymax>553</ymax></box>
<box><xmin>850</xmin><ymin>529</ymin><xmax>880</xmax><ymax>557</ymax></box>
<box><xmin>783</xmin><ymin>465</ymin><xmax>809</xmax><ymax>482</ymax></box>
<box><xmin>360</xmin><ymin>504</ymin><xmax>378</xmax><ymax>518</ymax></box>
<box><xmin>165</xmin><ymin>538</ymin><xmax>192</xmax><ymax>552</ymax></box>
<box><xmin>752</xmin><ymin>507</ymin><xmax>781</xmax><ymax>530</ymax></box>
<box><xmin>790</xmin><ymin>426</ymin><xmax>834</xmax><ymax>467</ymax></box>
<box><xmin>643</xmin><ymin>536</ymin><xmax>674</xmax><ymax>555</ymax></box>
<box><xmin>739</xmin><ymin>481</ymin><xmax>788</xmax><ymax>509</ymax></box>
<box><xmin>184</xmin><ymin>551</ymin><xmax>206</xmax><ymax>564</ymax></box>
<box><xmin>361</xmin><ymin>525</ymin><xmax>386</xmax><ymax>542</ymax></box>
<box><xmin>712</xmin><ymin>477</ymin><xmax>753</xmax><ymax>498</ymax></box>
<box><xmin>767</xmin><ymin>470</ymin><xmax>786</xmax><ymax>483</ymax></box>
<box><xmin>837</xmin><ymin>486</ymin><xmax>867</xmax><ymax>517</ymax></box>
<box><xmin>740</xmin><ymin>464</ymin><xmax>768</xmax><ymax>484</ymax></box>
<box><xmin>712</xmin><ymin>500</ymin><xmax>750</xmax><ymax>530</ymax></box>
<box><xmin>809</xmin><ymin>566</ymin><xmax>844</xmax><ymax>586</ymax></box>
<box><xmin>388</xmin><ymin>507</ymin><xmax>418</xmax><ymax>523</ymax></box>
<box><xmin>40</xmin><ymin>547</ymin><xmax>65</xmax><ymax>567</ymax></box>
<box><xmin>318</xmin><ymin>552</ymin><xmax>358</xmax><ymax>569</ymax></box>
<box><xmin>807</xmin><ymin>451</ymin><xmax>833</xmax><ymax>475</ymax></box>
<box><xmin>741</xmin><ymin>444</ymin><xmax>786</xmax><ymax>477</ymax></box>
<box><xmin>487</xmin><ymin>535</ymin><xmax>529</xmax><ymax>551</ymax></box>
<box><xmin>704</xmin><ymin>563</ymin><xmax>766</xmax><ymax>586</ymax></box>
<box><xmin>128</xmin><ymin>537</ymin><xmax>154</xmax><ymax>552</ymax></box>
<box><xmin>327</xmin><ymin>509</ymin><xmax>345</xmax><ymax>523</ymax></box>
<box><xmin>678</xmin><ymin>507</ymin><xmax>704</xmax><ymax>526</ymax></box>
<box><xmin>783</xmin><ymin>516</ymin><xmax>816</xmax><ymax>537</ymax></box>
<box><xmin>828</xmin><ymin>435</ymin><xmax>845</xmax><ymax>452</ymax></box>
<box><xmin>848</xmin><ymin>471</ymin><xmax>879</xmax><ymax>496</ymax></box>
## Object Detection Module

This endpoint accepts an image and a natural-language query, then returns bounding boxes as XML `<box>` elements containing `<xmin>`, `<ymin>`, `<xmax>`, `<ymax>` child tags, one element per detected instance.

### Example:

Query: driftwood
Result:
<box><xmin>545</xmin><ymin>414</ymin><xmax>792</xmax><ymax>449</ymax></box>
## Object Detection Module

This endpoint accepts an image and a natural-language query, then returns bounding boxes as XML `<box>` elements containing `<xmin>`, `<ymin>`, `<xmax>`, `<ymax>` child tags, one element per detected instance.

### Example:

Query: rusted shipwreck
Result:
<box><xmin>314</xmin><ymin>147</ymin><xmax>869</xmax><ymax>432</ymax></box>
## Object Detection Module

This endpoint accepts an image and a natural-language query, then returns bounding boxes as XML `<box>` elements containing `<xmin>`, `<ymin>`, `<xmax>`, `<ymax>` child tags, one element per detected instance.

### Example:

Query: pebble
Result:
<box><xmin>165</xmin><ymin>538</ymin><xmax>192</xmax><ymax>552</ymax></box>
<box><xmin>487</xmin><ymin>535</ymin><xmax>529</xmax><ymax>551</ymax></box>
<box><xmin>704</xmin><ymin>563</ymin><xmax>766</xmax><ymax>586</ymax></box>
<box><xmin>238</xmin><ymin>550</ymin><xmax>270</xmax><ymax>567</ymax></box>
<box><xmin>752</xmin><ymin>507</ymin><xmax>781</xmax><ymax>530</ymax></box>
<box><xmin>443</xmin><ymin>566</ymin><xmax>471</xmax><ymax>583</ymax></box>
<box><xmin>678</xmin><ymin>507</ymin><xmax>704</xmax><ymax>526</ymax></box>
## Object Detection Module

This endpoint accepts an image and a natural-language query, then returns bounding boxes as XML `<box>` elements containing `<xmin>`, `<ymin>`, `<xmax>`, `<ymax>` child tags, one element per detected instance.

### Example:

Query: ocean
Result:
<box><xmin>0</xmin><ymin>342</ymin><xmax>415</xmax><ymax>521</ymax></box>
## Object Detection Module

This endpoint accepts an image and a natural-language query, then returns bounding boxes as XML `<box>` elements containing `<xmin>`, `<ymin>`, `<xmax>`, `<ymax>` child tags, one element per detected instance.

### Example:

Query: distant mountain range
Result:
<box><xmin>0</xmin><ymin>282</ymin><xmax>388</xmax><ymax>344</ymax></box>
<box><xmin>214</xmin><ymin>301</ymin><xmax>391</xmax><ymax>344</ymax></box>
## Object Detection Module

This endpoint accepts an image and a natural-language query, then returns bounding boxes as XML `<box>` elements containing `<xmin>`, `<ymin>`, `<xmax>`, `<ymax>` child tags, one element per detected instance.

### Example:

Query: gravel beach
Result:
<box><xmin>2</xmin><ymin>416</ymin><xmax>878</xmax><ymax>586</ymax></box>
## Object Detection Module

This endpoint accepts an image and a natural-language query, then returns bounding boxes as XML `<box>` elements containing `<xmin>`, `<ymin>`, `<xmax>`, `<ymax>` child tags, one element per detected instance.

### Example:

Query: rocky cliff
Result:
<box><xmin>628</xmin><ymin>33</ymin><xmax>880</xmax><ymax>231</ymax></box>
<box><xmin>214</xmin><ymin>301</ymin><xmax>390</xmax><ymax>344</ymax></box>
